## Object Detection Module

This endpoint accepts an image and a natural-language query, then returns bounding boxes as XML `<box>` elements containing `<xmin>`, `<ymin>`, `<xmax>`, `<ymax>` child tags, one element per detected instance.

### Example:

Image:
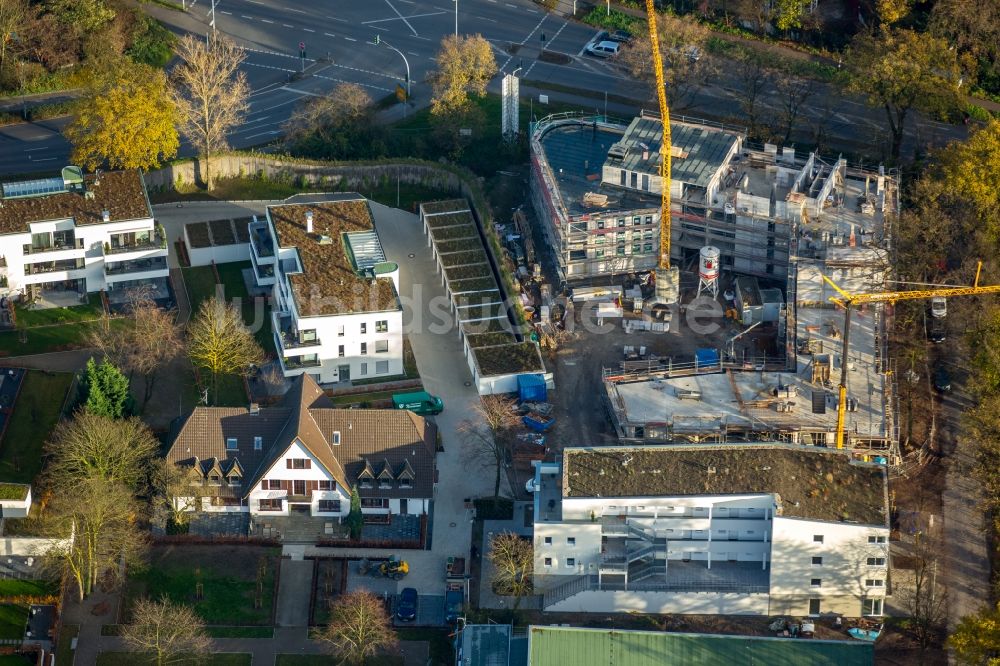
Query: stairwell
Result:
<box><xmin>542</xmin><ymin>575</ymin><xmax>597</xmax><ymax>608</ymax></box>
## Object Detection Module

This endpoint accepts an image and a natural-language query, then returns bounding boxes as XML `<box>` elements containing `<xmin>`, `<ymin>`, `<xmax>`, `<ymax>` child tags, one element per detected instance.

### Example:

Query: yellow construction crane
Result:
<box><xmin>644</xmin><ymin>0</ymin><xmax>671</xmax><ymax>272</ymax></box>
<box><xmin>822</xmin><ymin>261</ymin><xmax>1000</xmax><ymax>450</ymax></box>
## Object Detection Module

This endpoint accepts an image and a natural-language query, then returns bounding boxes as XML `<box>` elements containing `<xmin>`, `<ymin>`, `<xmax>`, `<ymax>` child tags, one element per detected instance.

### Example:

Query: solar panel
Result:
<box><xmin>1</xmin><ymin>177</ymin><xmax>67</xmax><ymax>199</ymax></box>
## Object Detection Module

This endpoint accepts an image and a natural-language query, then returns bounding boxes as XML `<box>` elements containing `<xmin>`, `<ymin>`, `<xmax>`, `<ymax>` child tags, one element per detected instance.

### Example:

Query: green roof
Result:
<box><xmin>527</xmin><ymin>627</ymin><xmax>873</xmax><ymax>666</ymax></box>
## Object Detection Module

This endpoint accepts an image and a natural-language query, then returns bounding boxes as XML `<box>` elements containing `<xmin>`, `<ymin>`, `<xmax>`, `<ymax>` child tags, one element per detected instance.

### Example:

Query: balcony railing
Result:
<box><xmin>104</xmin><ymin>231</ymin><xmax>166</xmax><ymax>255</ymax></box>
<box><xmin>23</xmin><ymin>238</ymin><xmax>84</xmax><ymax>255</ymax></box>
<box><xmin>250</xmin><ymin>222</ymin><xmax>275</xmax><ymax>258</ymax></box>
<box><xmin>26</xmin><ymin>259</ymin><xmax>85</xmax><ymax>275</ymax></box>
<box><xmin>273</xmin><ymin>312</ymin><xmax>321</xmax><ymax>350</ymax></box>
<box><xmin>282</xmin><ymin>355</ymin><xmax>321</xmax><ymax>370</ymax></box>
<box><xmin>105</xmin><ymin>256</ymin><xmax>168</xmax><ymax>276</ymax></box>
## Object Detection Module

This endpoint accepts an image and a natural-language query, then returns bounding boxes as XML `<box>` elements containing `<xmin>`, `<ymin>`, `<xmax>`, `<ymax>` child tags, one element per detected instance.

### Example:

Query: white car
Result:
<box><xmin>931</xmin><ymin>297</ymin><xmax>947</xmax><ymax>318</ymax></box>
<box><xmin>587</xmin><ymin>40</ymin><xmax>621</xmax><ymax>58</ymax></box>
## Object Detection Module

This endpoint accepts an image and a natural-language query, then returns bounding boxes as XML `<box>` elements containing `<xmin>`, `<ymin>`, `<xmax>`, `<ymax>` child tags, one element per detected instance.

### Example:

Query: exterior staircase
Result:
<box><xmin>542</xmin><ymin>575</ymin><xmax>597</xmax><ymax>608</ymax></box>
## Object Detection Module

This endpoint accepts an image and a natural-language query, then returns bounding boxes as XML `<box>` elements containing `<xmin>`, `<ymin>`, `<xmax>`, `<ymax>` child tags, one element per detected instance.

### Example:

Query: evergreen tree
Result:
<box><xmin>83</xmin><ymin>358</ymin><xmax>131</xmax><ymax>418</ymax></box>
<box><xmin>348</xmin><ymin>486</ymin><xmax>363</xmax><ymax>540</ymax></box>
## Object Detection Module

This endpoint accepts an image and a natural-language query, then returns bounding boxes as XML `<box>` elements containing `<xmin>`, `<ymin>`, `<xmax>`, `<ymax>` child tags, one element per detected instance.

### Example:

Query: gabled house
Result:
<box><xmin>164</xmin><ymin>374</ymin><xmax>437</xmax><ymax>519</ymax></box>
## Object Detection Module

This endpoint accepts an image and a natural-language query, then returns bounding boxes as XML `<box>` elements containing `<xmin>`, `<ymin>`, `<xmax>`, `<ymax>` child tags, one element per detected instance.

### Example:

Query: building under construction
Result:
<box><xmin>530</xmin><ymin>111</ymin><xmax>898</xmax><ymax>285</ymax></box>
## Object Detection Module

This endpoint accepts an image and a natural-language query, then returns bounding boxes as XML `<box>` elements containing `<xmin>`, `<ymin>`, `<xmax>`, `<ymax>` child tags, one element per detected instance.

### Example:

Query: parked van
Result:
<box><xmin>392</xmin><ymin>391</ymin><xmax>444</xmax><ymax>416</ymax></box>
<box><xmin>586</xmin><ymin>40</ymin><xmax>621</xmax><ymax>58</ymax></box>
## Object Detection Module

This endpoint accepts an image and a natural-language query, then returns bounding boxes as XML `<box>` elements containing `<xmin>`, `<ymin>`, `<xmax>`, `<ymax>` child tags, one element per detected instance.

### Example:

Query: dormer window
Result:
<box><xmin>228</xmin><ymin>475</ymin><xmax>242</xmax><ymax>487</ymax></box>
<box><xmin>254</xmin><ymin>436</ymin><xmax>262</xmax><ymax>450</ymax></box>
<box><xmin>226</xmin><ymin>437</ymin><xmax>237</xmax><ymax>451</ymax></box>
<box><xmin>209</xmin><ymin>475</ymin><xmax>221</xmax><ymax>486</ymax></box>
<box><xmin>360</xmin><ymin>479</ymin><xmax>373</xmax><ymax>489</ymax></box>
<box><xmin>399</xmin><ymin>478</ymin><xmax>412</xmax><ymax>489</ymax></box>
<box><xmin>377</xmin><ymin>459</ymin><xmax>394</xmax><ymax>489</ymax></box>
<box><xmin>333</xmin><ymin>431</ymin><xmax>341</xmax><ymax>445</ymax></box>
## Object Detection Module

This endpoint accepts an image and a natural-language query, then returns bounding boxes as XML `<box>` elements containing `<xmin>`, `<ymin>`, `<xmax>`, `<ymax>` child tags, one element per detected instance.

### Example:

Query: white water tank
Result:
<box><xmin>699</xmin><ymin>246</ymin><xmax>721</xmax><ymax>281</ymax></box>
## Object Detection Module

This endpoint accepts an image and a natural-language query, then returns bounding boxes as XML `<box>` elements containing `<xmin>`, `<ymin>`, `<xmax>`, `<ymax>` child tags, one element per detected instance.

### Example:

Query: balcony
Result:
<box><xmin>104</xmin><ymin>256</ymin><xmax>168</xmax><ymax>276</ymax></box>
<box><xmin>23</xmin><ymin>233</ymin><xmax>83</xmax><ymax>256</ymax></box>
<box><xmin>104</xmin><ymin>226</ymin><xmax>166</xmax><ymax>255</ymax></box>
<box><xmin>26</xmin><ymin>258</ymin><xmax>85</xmax><ymax>275</ymax></box>
<box><xmin>281</xmin><ymin>354</ymin><xmax>321</xmax><ymax>371</ymax></box>
<box><xmin>250</xmin><ymin>221</ymin><xmax>275</xmax><ymax>259</ymax></box>
<box><xmin>273</xmin><ymin>311</ymin><xmax>321</xmax><ymax>352</ymax></box>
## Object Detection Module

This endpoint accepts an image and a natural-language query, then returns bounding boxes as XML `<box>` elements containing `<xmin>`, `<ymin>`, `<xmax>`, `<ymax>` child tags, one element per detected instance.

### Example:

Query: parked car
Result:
<box><xmin>396</xmin><ymin>588</ymin><xmax>418</xmax><ymax>622</ymax></box>
<box><xmin>933</xmin><ymin>365</ymin><xmax>951</xmax><ymax>392</ymax></box>
<box><xmin>609</xmin><ymin>29</ymin><xmax>634</xmax><ymax>44</ymax></box>
<box><xmin>586</xmin><ymin>40</ymin><xmax>621</xmax><ymax>58</ymax></box>
<box><xmin>931</xmin><ymin>297</ymin><xmax>947</xmax><ymax>318</ymax></box>
<box><xmin>928</xmin><ymin>318</ymin><xmax>946</xmax><ymax>344</ymax></box>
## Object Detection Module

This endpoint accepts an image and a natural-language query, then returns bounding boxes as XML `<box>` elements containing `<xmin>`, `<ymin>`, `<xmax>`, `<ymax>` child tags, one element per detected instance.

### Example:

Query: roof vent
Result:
<box><xmin>249</xmin><ymin>403</ymin><xmax>260</xmax><ymax>415</ymax></box>
<box><xmin>318</xmin><ymin>235</ymin><xmax>333</xmax><ymax>245</ymax></box>
<box><xmin>306</xmin><ymin>210</ymin><xmax>314</xmax><ymax>234</ymax></box>
<box><xmin>101</xmin><ymin>210</ymin><xmax>110</xmax><ymax>223</ymax></box>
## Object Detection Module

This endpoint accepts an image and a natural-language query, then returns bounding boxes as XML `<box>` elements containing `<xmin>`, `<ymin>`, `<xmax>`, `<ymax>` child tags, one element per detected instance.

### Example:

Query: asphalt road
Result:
<box><xmin>0</xmin><ymin>0</ymin><xmax>969</xmax><ymax>176</ymax></box>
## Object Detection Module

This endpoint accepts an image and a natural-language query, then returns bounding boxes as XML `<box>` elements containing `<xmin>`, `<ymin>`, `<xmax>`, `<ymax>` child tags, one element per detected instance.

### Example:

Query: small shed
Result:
<box><xmin>518</xmin><ymin>374</ymin><xmax>548</xmax><ymax>403</ymax></box>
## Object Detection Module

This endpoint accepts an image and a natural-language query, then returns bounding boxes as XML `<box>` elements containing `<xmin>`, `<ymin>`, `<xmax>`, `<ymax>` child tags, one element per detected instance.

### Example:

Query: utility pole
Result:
<box><xmin>209</xmin><ymin>0</ymin><xmax>217</xmax><ymax>37</ymax></box>
<box><xmin>299</xmin><ymin>41</ymin><xmax>306</xmax><ymax>73</ymax></box>
<box><xmin>454</xmin><ymin>0</ymin><xmax>459</xmax><ymax>36</ymax></box>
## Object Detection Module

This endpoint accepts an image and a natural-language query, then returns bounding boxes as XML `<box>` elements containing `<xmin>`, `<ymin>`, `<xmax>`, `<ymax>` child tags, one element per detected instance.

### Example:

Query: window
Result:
<box><xmin>862</xmin><ymin>598</ymin><xmax>884</xmax><ymax>616</ymax></box>
<box><xmin>867</xmin><ymin>557</ymin><xmax>886</xmax><ymax>566</ymax></box>
<box><xmin>813</xmin><ymin>535</ymin><xmax>824</xmax><ymax>543</ymax></box>
<box><xmin>633</xmin><ymin>216</ymin><xmax>641</xmax><ymax>225</ymax></box>
<box><xmin>544</xmin><ymin>557</ymin><xmax>553</xmax><ymax>567</ymax></box>
<box><xmin>595</xmin><ymin>250</ymin><xmax>605</xmax><ymax>258</ymax></box>
<box><xmin>641</xmin><ymin>174</ymin><xmax>649</xmax><ymax>191</ymax></box>
<box><xmin>644</xmin><ymin>215</ymin><xmax>652</xmax><ymax>224</ymax></box>
<box><xmin>566</xmin><ymin>558</ymin><xmax>576</xmax><ymax>567</ymax></box>
<box><xmin>643</xmin><ymin>243</ymin><xmax>653</xmax><ymax>253</ymax></box>
<box><xmin>376</xmin><ymin>320</ymin><xmax>388</xmax><ymax>333</ymax></box>
<box><xmin>865</xmin><ymin>579</ymin><xmax>885</xmax><ymax>588</ymax></box>
<box><xmin>226</xmin><ymin>437</ymin><xmax>237</xmax><ymax>450</ymax></box>
<box><xmin>375</xmin><ymin>340</ymin><xmax>389</xmax><ymax>353</ymax></box>
<box><xmin>287</xmin><ymin>459</ymin><xmax>311</xmax><ymax>470</ymax></box>
<box><xmin>616</xmin><ymin>245</ymin><xmax>626</xmax><ymax>256</ymax></box>
<box><xmin>376</xmin><ymin>360</ymin><xmax>389</xmax><ymax>374</ymax></box>
<box><xmin>808</xmin><ymin>599</ymin><xmax>821</xmax><ymax>616</ymax></box>
<box><xmin>617</xmin><ymin>218</ymin><xmax>625</xmax><ymax>228</ymax></box>
<box><xmin>318</xmin><ymin>500</ymin><xmax>341</xmax><ymax>512</ymax></box>
<box><xmin>597</xmin><ymin>219</ymin><xmax>605</xmax><ymax>230</ymax></box>
<box><xmin>567</xmin><ymin>537</ymin><xmax>576</xmax><ymax>546</ymax></box>
<box><xmin>630</xmin><ymin>172</ymin><xmax>637</xmax><ymax>188</ymax></box>
<box><xmin>811</xmin><ymin>556</ymin><xmax>823</xmax><ymax>566</ymax></box>
<box><xmin>543</xmin><ymin>537</ymin><xmax>552</xmax><ymax>545</ymax></box>
<box><xmin>263</xmin><ymin>479</ymin><xmax>282</xmax><ymax>490</ymax></box>
<box><xmin>632</xmin><ymin>244</ymin><xmax>641</xmax><ymax>254</ymax></box>
<box><xmin>228</xmin><ymin>476</ymin><xmax>241</xmax><ymax>487</ymax></box>
<box><xmin>868</xmin><ymin>536</ymin><xmax>887</xmax><ymax>544</ymax></box>
<box><xmin>332</xmin><ymin>431</ymin><xmax>341</xmax><ymax>445</ymax></box>
<box><xmin>619</xmin><ymin>170</ymin><xmax>626</xmax><ymax>186</ymax></box>
<box><xmin>810</xmin><ymin>578</ymin><xmax>821</xmax><ymax>587</ymax></box>
<box><xmin>360</xmin><ymin>342</ymin><xmax>367</xmax><ymax>355</ymax></box>
<box><xmin>360</xmin><ymin>498</ymin><xmax>389</xmax><ymax>509</ymax></box>
<box><xmin>338</xmin><ymin>345</ymin><xmax>345</xmax><ymax>357</ymax></box>
<box><xmin>360</xmin><ymin>323</ymin><xmax>367</xmax><ymax>334</ymax></box>
<box><xmin>318</xmin><ymin>480</ymin><xmax>333</xmax><ymax>491</ymax></box>
<box><xmin>209</xmin><ymin>474</ymin><xmax>221</xmax><ymax>486</ymax></box>
<box><xmin>399</xmin><ymin>478</ymin><xmax>412</xmax><ymax>488</ymax></box>
<box><xmin>301</xmin><ymin>329</ymin><xmax>317</xmax><ymax>342</ymax></box>
<box><xmin>254</xmin><ymin>436</ymin><xmax>262</xmax><ymax>450</ymax></box>
<box><xmin>258</xmin><ymin>498</ymin><xmax>282</xmax><ymax>511</ymax></box>
<box><xmin>337</xmin><ymin>325</ymin><xmax>344</xmax><ymax>337</ymax></box>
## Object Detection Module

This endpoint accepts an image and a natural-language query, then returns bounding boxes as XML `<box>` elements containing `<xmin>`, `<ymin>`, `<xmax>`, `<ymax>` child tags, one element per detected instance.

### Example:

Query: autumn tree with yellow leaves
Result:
<box><xmin>429</xmin><ymin>34</ymin><xmax>496</xmax><ymax>117</ymax></box>
<box><xmin>187</xmin><ymin>297</ymin><xmax>263</xmax><ymax>405</ymax></box>
<box><xmin>65</xmin><ymin>63</ymin><xmax>178</xmax><ymax>170</ymax></box>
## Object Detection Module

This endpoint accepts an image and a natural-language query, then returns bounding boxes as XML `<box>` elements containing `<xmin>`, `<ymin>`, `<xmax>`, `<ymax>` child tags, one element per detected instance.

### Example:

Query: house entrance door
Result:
<box><xmin>293</xmin><ymin>480</ymin><xmax>306</xmax><ymax>496</ymax></box>
<box><xmin>339</xmin><ymin>365</ymin><xmax>350</xmax><ymax>382</ymax></box>
<box><xmin>399</xmin><ymin>498</ymin><xmax>408</xmax><ymax>514</ymax></box>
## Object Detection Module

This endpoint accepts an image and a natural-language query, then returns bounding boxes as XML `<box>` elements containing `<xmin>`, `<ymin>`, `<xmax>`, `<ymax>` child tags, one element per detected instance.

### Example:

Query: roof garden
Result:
<box><xmin>0</xmin><ymin>170</ymin><xmax>150</xmax><ymax>233</ymax></box>
<box><xmin>268</xmin><ymin>199</ymin><xmax>399</xmax><ymax>317</ymax></box>
<box><xmin>473</xmin><ymin>342</ymin><xmax>544</xmax><ymax>377</ymax></box>
<box><xmin>0</xmin><ymin>483</ymin><xmax>30</xmax><ymax>501</ymax></box>
<box><xmin>562</xmin><ymin>444</ymin><xmax>887</xmax><ymax>525</ymax></box>
<box><xmin>420</xmin><ymin>199</ymin><xmax>470</xmax><ymax>215</ymax></box>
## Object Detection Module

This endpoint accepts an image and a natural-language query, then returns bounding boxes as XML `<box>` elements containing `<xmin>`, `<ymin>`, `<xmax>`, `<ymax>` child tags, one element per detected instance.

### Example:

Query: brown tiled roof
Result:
<box><xmin>0</xmin><ymin>170</ymin><xmax>151</xmax><ymax>234</ymax></box>
<box><xmin>165</xmin><ymin>375</ymin><xmax>436</xmax><ymax>500</ymax></box>
<box><xmin>268</xmin><ymin>200</ymin><xmax>399</xmax><ymax>317</ymax></box>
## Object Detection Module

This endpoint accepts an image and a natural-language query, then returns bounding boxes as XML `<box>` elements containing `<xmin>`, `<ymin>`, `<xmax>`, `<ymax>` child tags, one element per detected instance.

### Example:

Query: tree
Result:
<box><xmin>347</xmin><ymin>485</ymin><xmax>362</xmax><ymax>540</ymax></box>
<box><xmin>284</xmin><ymin>83</ymin><xmax>383</xmax><ymax>160</ymax></box>
<box><xmin>429</xmin><ymin>34</ymin><xmax>496</xmax><ymax>117</ymax></box>
<box><xmin>619</xmin><ymin>12</ymin><xmax>714</xmax><ymax>111</ymax></box>
<box><xmin>65</xmin><ymin>63</ymin><xmax>178</xmax><ymax>170</ymax></box>
<box><xmin>487</xmin><ymin>532</ymin><xmax>533</xmax><ymax>610</ymax></box>
<box><xmin>949</xmin><ymin>605</ymin><xmax>1000</xmax><ymax>665</ymax></box>
<box><xmin>846</xmin><ymin>28</ymin><xmax>965</xmax><ymax>162</ymax></box>
<box><xmin>43</xmin><ymin>477</ymin><xmax>146</xmax><ymax>601</ymax></box>
<box><xmin>120</xmin><ymin>596</ymin><xmax>211</xmax><ymax>666</ymax></box>
<box><xmin>187</xmin><ymin>297</ymin><xmax>263</xmax><ymax>405</ymax></box>
<box><xmin>460</xmin><ymin>395</ymin><xmax>517</xmax><ymax>498</ymax></box>
<box><xmin>774</xmin><ymin>74</ymin><xmax>816</xmax><ymax>143</ymax></box>
<box><xmin>154</xmin><ymin>461</ymin><xmax>199</xmax><ymax>532</ymax></box>
<box><xmin>875</xmin><ymin>0</ymin><xmax>913</xmax><ymax>26</ymax></box>
<box><xmin>735</xmin><ymin>52</ymin><xmax>773</xmax><ymax>138</ymax></box>
<box><xmin>47</xmin><ymin>0</ymin><xmax>115</xmax><ymax>34</ymax></box>
<box><xmin>771</xmin><ymin>0</ymin><xmax>810</xmax><ymax>31</ymax></box>
<box><xmin>896</xmin><ymin>533</ymin><xmax>948</xmax><ymax>651</ymax></box>
<box><xmin>935</xmin><ymin>119</ymin><xmax>1000</xmax><ymax>241</ymax></box>
<box><xmin>82</xmin><ymin>358</ymin><xmax>131</xmax><ymax>419</ymax></box>
<box><xmin>930</xmin><ymin>0</ymin><xmax>1000</xmax><ymax>94</ymax></box>
<box><xmin>89</xmin><ymin>290</ymin><xmax>183</xmax><ymax>409</ymax></box>
<box><xmin>0</xmin><ymin>0</ymin><xmax>28</xmax><ymax>79</ymax></box>
<box><xmin>171</xmin><ymin>34</ymin><xmax>249</xmax><ymax>190</ymax></box>
<box><xmin>45</xmin><ymin>411</ymin><xmax>159</xmax><ymax>491</ymax></box>
<box><xmin>319</xmin><ymin>591</ymin><xmax>398</xmax><ymax>665</ymax></box>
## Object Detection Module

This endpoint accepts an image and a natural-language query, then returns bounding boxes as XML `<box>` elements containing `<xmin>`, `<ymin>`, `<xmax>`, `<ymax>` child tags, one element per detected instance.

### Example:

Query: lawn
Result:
<box><xmin>0</xmin><ymin>318</ymin><xmax>132</xmax><ymax>357</ymax></box>
<box><xmin>0</xmin><ymin>579</ymin><xmax>58</xmax><ymax>596</ymax></box>
<box><xmin>397</xmin><ymin>628</ymin><xmax>453</xmax><ymax>665</ymax></box>
<box><xmin>0</xmin><ymin>370</ymin><xmax>73</xmax><ymax>483</ymax></box>
<box><xmin>181</xmin><ymin>265</ymin><xmax>220</xmax><ymax>312</ymax></box>
<box><xmin>214</xmin><ymin>261</ymin><xmax>274</xmax><ymax>355</ymax></box>
<box><xmin>14</xmin><ymin>293</ymin><xmax>104</xmax><ymax>327</ymax></box>
<box><xmin>96</xmin><ymin>654</ymin><xmax>251</xmax><ymax>666</ymax></box>
<box><xmin>0</xmin><ymin>656</ymin><xmax>33</xmax><ymax>665</ymax></box>
<box><xmin>55</xmin><ymin>624</ymin><xmax>78</xmax><ymax>666</ymax></box>
<box><xmin>0</xmin><ymin>604</ymin><xmax>26</xmax><ymax>640</ymax></box>
<box><xmin>125</xmin><ymin>545</ymin><xmax>279</xmax><ymax>626</ymax></box>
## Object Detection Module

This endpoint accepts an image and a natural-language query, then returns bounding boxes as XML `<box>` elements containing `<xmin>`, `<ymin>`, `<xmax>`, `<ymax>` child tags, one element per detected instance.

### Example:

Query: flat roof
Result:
<box><xmin>460</xmin><ymin>623</ymin><xmax>515</xmax><ymax>666</ymax></box>
<box><xmin>562</xmin><ymin>444</ymin><xmax>887</xmax><ymax>524</ymax></box>
<box><xmin>527</xmin><ymin>626</ymin><xmax>873</xmax><ymax>666</ymax></box>
<box><xmin>0</xmin><ymin>170</ymin><xmax>150</xmax><ymax>234</ymax></box>
<box><xmin>268</xmin><ymin>199</ymin><xmax>399</xmax><ymax>317</ymax></box>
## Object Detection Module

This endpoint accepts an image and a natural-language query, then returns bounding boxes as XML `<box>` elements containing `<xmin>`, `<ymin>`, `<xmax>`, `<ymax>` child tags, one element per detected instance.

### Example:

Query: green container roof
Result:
<box><xmin>527</xmin><ymin>627</ymin><xmax>873</xmax><ymax>666</ymax></box>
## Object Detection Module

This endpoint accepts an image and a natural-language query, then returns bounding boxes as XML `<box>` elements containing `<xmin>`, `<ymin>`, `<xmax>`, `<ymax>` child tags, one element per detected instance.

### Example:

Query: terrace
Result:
<box><xmin>250</xmin><ymin>220</ymin><xmax>274</xmax><ymax>258</ymax></box>
<box><xmin>104</xmin><ymin>225</ymin><xmax>166</xmax><ymax>255</ymax></box>
<box><xmin>104</xmin><ymin>256</ymin><xmax>168</xmax><ymax>276</ymax></box>
<box><xmin>272</xmin><ymin>311</ymin><xmax>321</xmax><ymax>351</ymax></box>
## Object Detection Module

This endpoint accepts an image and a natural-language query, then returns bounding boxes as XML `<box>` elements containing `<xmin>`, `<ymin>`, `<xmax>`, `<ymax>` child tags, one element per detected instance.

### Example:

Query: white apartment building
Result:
<box><xmin>249</xmin><ymin>198</ymin><xmax>403</xmax><ymax>384</ymax></box>
<box><xmin>0</xmin><ymin>168</ymin><xmax>167</xmax><ymax>304</ymax></box>
<box><xmin>532</xmin><ymin>443</ymin><xmax>889</xmax><ymax>617</ymax></box>
<box><xmin>165</xmin><ymin>374</ymin><xmax>436</xmax><ymax>522</ymax></box>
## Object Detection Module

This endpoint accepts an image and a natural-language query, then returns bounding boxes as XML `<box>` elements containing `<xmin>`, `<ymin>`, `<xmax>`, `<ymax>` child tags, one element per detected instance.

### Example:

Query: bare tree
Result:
<box><xmin>187</xmin><ymin>297</ymin><xmax>263</xmax><ymax>405</ymax></box>
<box><xmin>487</xmin><ymin>532</ymin><xmax>534</xmax><ymax>611</ymax></box>
<box><xmin>459</xmin><ymin>395</ymin><xmax>518</xmax><ymax>498</ymax></box>
<box><xmin>318</xmin><ymin>591</ymin><xmax>399</xmax><ymax>665</ymax></box>
<box><xmin>896</xmin><ymin>533</ymin><xmax>948</xmax><ymax>651</ymax></box>
<box><xmin>154</xmin><ymin>460</ymin><xmax>200</xmax><ymax>530</ymax></box>
<box><xmin>120</xmin><ymin>596</ymin><xmax>212</xmax><ymax>666</ymax></box>
<box><xmin>774</xmin><ymin>74</ymin><xmax>816</xmax><ymax>143</ymax></box>
<box><xmin>44</xmin><ymin>412</ymin><xmax>159</xmax><ymax>491</ymax></box>
<box><xmin>735</xmin><ymin>53</ymin><xmax>773</xmax><ymax>138</ymax></box>
<box><xmin>284</xmin><ymin>82</ymin><xmax>376</xmax><ymax>158</ymax></box>
<box><xmin>171</xmin><ymin>34</ymin><xmax>249</xmax><ymax>190</ymax></box>
<box><xmin>43</xmin><ymin>477</ymin><xmax>147</xmax><ymax>601</ymax></box>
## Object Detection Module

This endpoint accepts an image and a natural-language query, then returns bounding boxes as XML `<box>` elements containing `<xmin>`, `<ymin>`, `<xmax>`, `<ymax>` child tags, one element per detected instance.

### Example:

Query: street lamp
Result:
<box><xmin>209</xmin><ymin>0</ymin><xmax>218</xmax><ymax>37</ymax></box>
<box><xmin>374</xmin><ymin>35</ymin><xmax>411</xmax><ymax>102</ymax></box>
<box><xmin>453</xmin><ymin>0</ymin><xmax>458</xmax><ymax>37</ymax></box>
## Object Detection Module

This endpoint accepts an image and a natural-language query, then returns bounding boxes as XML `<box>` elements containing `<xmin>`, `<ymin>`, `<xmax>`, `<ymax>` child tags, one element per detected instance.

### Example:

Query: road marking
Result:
<box><xmin>243</xmin><ymin>130</ymin><xmax>281</xmax><ymax>140</ymax></box>
<box><xmin>280</xmin><ymin>86</ymin><xmax>325</xmax><ymax>97</ymax></box>
<box><xmin>344</xmin><ymin>37</ymin><xmax>358</xmax><ymax>41</ymax></box>
<box><xmin>544</xmin><ymin>19</ymin><xmax>569</xmax><ymax>50</ymax></box>
<box><xmin>327</xmin><ymin>16</ymin><xmax>348</xmax><ymax>22</ymax></box>
<box><xmin>31</xmin><ymin>157</ymin><xmax>58</xmax><ymax>162</ymax></box>
<box><xmin>372</xmin><ymin>25</ymin><xmax>390</xmax><ymax>31</ymax></box>
<box><xmin>242</xmin><ymin>15</ymin><xmax>253</xmax><ymax>19</ymax></box>
<box><xmin>407</xmin><ymin>51</ymin><xmax>419</xmax><ymax>56</ymax></box>
<box><xmin>282</xmin><ymin>23</ymin><xmax>294</xmax><ymax>27</ymax></box>
<box><xmin>303</xmin><ymin>28</ymin><xmax>315</xmax><ymax>32</ymax></box>
<box><xmin>243</xmin><ymin>46</ymin><xmax>315</xmax><ymax>61</ymax></box>
<box><xmin>260</xmin><ymin>19</ymin><xmax>274</xmax><ymax>23</ymax></box>
<box><xmin>286</xmin><ymin>7</ymin><xmax>307</xmax><ymax>13</ymax></box>
<box><xmin>314</xmin><ymin>73</ymin><xmax>392</xmax><ymax>93</ymax></box>
<box><xmin>383</xmin><ymin>0</ymin><xmax>419</xmax><ymax>36</ymax></box>
<box><xmin>365</xmin><ymin>10</ymin><xmax>446</xmax><ymax>24</ymax></box>
<box><xmin>246</xmin><ymin>0</ymin><xmax>264</xmax><ymax>4</ymax></box>
<box><xmin>324</xmin><ymin>32</ymin><xmax>337</xmax><ymax>36</ymax></box>
<box><xmin>220</xmin><ymin>10</ymin><xmax>232</xmax><ymax>14</ymax></box>
<box><xmin>474</xmin><ymin>15</ymin><xmax>498</xmax><ymax>22</ymax></box>
<box><xmin>415</xmin><ymin>35</ymin><xmax>432</xmax><ymax>41</ymax></box>
<box><xmin>247</xmin><ymin>98</ymin><xmax>300</xmax><ymax>114</ymax></box>
<box><xmin>24</xmin><ymin>147</ymin><xmax>48</xmax><ymax>152</ymax></box>
<box><xmin>243</xmin><ymin>62</ymin><xmax>297</xmax><ymax>73</ymax></box>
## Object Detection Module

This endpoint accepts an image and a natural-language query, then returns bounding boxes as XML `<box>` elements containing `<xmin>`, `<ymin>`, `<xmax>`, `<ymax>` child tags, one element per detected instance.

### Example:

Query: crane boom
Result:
<box><xmin>822</xmin><ymin>262</ymin><xmax>1000</xmax><ymax>450</ymax></box>
<box><xmin>644</xmin><ymin>0</ymin><xmax>671</xmax><ymax>271</ymax></box>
